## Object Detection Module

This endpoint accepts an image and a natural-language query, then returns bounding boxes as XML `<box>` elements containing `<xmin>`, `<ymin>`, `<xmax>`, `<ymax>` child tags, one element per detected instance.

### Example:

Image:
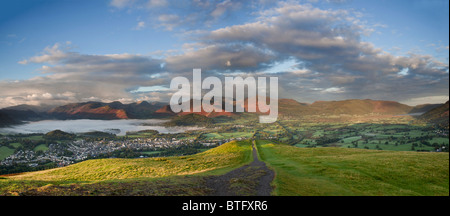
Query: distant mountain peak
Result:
<box><xmin>155</xmin><ymin>105</ymin><xmax>175</xmax><ymax>115</ymax></box>
<box><xmin>136</xmin><ymin>100</ymin><xmax>150</xmax><ymax>105</ymax></box>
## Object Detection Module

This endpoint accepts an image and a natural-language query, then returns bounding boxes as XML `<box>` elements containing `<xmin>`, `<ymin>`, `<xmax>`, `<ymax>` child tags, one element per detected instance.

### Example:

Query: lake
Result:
<box><xmin>0</xmin><ymin>119</ymin><xmax>201</xmax><ymax>136</ymax></box>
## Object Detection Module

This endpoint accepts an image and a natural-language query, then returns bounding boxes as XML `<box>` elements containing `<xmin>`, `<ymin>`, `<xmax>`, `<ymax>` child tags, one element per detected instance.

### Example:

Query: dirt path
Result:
<box><xmin>206</xmin><ymin>140</ymin><xmax>274</xmax><ymax>196</ymax></box>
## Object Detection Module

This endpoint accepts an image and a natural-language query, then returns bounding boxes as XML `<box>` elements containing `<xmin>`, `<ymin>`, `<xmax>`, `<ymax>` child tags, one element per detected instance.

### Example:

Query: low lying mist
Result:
<box><xmin>0</xmin><ymin>119</ymin><xmax>200</xmax><ymax>136</ymax></box>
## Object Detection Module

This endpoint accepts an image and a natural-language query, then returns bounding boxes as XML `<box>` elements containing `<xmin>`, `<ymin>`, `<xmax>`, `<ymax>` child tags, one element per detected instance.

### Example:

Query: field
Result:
<box><xmin>256</xmin><ymin>140</ymin><xmax>449</xmax><ymax>196</ymax></box>
<box><xmin>33</xmin><ymin>144</ymin><xmax>49</xmax><ymax>152</ymax></box>
<box><xmin>215</xmin><ymin>118</ymin><xmax>449</xmax><ymax>153</ymax></box>
<box><xmin>282</xmin><ymin>122</ymin><xmax>448</xmax><ymax>152</ymax></box>
<box><xmin>0</xmin><ymin>146</ymin><xmax>14</xmax><ymax>160</ymax></box>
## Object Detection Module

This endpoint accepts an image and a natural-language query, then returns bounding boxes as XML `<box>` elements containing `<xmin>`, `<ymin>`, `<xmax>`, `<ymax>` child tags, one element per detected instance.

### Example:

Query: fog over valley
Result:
<box><xmin>0</xmin><ymin>119</ymin><xmax>199</xmax><ymax>136</ymax></box>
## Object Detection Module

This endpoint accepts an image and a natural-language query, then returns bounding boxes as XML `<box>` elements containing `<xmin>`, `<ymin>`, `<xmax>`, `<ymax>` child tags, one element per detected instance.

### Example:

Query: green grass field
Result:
<box><xmin>256</xmin><ymin>140</ymin><xmax>449</xmax><ymax>196</ymax></box>
<box><xmin>202</xmin><ymin>132</ymin><xmax>224</xmax><ymax>139</ymax></box>
<box><xmin>9</xmin><ymin>143</ymin><xmax>22</xmax><ymax>148</ymax></box>
<box><xmin>141</xmin><ymin>151</ymin><xmax>163</xmax><ymax>155</ymax></box>
<box><xmin>0</xmin><ymin>146</ymin><xmax>15</xmax><ymax>160</ymax></box>
<box><xmin>290</xmin><ymin>122</ymin><xmax>448</xmax><ymax>152</ymax></box>
<box><xmin>33</xmin><ymin>144</ymin><xmax>49</xmax><ymax>152</ymax></box>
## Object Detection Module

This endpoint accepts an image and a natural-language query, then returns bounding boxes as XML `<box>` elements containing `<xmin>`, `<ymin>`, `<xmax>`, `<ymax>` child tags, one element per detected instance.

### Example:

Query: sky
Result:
<box><xmin>0</xmin><ymin>0</ymin><xmax>448</xmax><ymax>108</ymax></box>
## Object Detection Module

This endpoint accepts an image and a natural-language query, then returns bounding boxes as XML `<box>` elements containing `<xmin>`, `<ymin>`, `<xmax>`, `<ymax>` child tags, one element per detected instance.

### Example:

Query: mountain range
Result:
<box><xmin>0</xmin><ymin>99</ymin><xmax>448</xmax><ymax>126</ymax></box>
<box><xmin>48</xmin><ymin>101</ymin><xmax>166</xmax><ymax>120</ymax></box>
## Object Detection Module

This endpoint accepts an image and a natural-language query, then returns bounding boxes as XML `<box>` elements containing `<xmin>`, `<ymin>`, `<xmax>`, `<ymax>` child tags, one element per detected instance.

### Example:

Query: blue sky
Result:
<box><xmin>0</xmin><ymin>0</ymin><xmax>448</xmax><ymax>107</ymax></box>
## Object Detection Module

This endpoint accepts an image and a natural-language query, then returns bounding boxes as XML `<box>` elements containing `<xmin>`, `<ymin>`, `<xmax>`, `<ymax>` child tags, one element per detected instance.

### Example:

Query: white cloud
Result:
<box><xmin>110</xmin><ymin>0</ymin><xmax>135</xmax><ymax>8</ymax></box>
<box><xmin>165</xmin><ymin>43</ymin><xmax>276</xmax><ymax>73</ymax></box>
<box><xmin>291</xmin><ymin>69</ymin><xmax>311</xmax><ymax>75</ymax></box>
<box><xmin>401</xmin><ymin>95</ymin><xmax>449</xmax><ymax>106</ymax></box>
<box><xmin>135</xmin><ymin>21</ymin><xmax>146</xmax><ymax>30</ymax></box>
<box><xmin>18</xmin><ymin>43</ymin><xmax>68</xmax><ymax>65</ymax></box>
<box><xmin>201</xmin><ymin>2</ymin><xmax>448</xmax><ymax>103</ymax></box>
<box><xmin>210</xmin><ymin>0</ymin><xmax>241</xmax><ymax>19</ymax></box>
<box><xmin>147</xmin><ymin>0</ymin><xmax>168</xmax><ymax>8</ymax></box>
<box><xmin>1</xmin><ymin>43</ymin><xmax>169</xmax><ymax>108</ymax></box>
<box><xmin>322</xmin><ymin>87</ymin><xmax>345</xmax><ymax>93</ymax></box>
<box><xmin>158</xmin><ymin>14</ymin><xmax>181</xmax><ymax>31</ymax></box>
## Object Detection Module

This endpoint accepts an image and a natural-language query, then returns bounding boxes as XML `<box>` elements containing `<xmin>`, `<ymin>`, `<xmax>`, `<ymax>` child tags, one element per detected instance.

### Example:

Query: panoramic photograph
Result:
<box><xmin>0</xmin><ymin>0</ymin><xmax>448</xmax><ymax>211</ymax></box>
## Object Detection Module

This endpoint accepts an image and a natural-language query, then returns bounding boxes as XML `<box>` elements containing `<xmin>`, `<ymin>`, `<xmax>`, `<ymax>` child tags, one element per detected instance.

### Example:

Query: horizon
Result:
<box><xmin>1</xmin><ymin>97</ymin><xmax>448</xmax><ymax>110</ymax></box>
<box><xmin>0</xmin><ymin>0</ymin><xmax>449</xmax><ymax>108</ymax></box>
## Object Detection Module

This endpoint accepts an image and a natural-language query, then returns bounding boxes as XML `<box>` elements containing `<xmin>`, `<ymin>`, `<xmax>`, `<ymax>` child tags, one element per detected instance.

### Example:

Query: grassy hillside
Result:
<box><xmin>256</xmin><ymin>140</ymin><xmax>449</xmax><ymax>196</ymax></box>
<box><xmin>419</xmin><ymin>101</ymin><xmax>449</xmax><ymax>129</ymax></box>
<box><xmin>2</xmin><ymin>139</ymin><xmax>448</xmax><ymax>196</ymax></box>
<box><xmin>165</xmin><ymin>113</ymin><xmax>214</xmax><ymax>127</ymax></box>
<box><xmin>310</xmin><ymin>99</ymin><xmax>412</xmax><ymax>115</ymax></box>
<box><xmin>44</xmin><ymin>130</ymin><xmax>76</xmax><ymax>140</ymax></box>
<box><xmin>0</xmin><ymin>140</ymin><xmax>253</xmax><ymax>195</ymax></box>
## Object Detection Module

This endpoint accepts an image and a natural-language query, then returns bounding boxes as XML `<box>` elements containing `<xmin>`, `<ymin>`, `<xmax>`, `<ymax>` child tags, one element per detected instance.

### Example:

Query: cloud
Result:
<box><xmin>207</xmin><ymin>4</ymin><xmax>368</xmax><ymax>62</ymax></box>
<box><xmin>20</xmin><ymin>43</ymin><xmax>164</xmax><ymax>76</ymax></box>
<box><xmin>326</xmin><ymin>0</ymin><xmax>352</xmax><ymax>4</ymax></box>
<box><xmin>157</xmin><ymin>14</ymin><xmax>182</xmax><ymax>31</ymax></box>
<box><xmin>135</xmin><ymin>21</ymin><xmax>146</xmax><ymax>30</ymax></box>
<box><xmin>210</xmin><ymin>0</ymin><xmax>242</xmax><ymax>20</ymax></box>
<box><xmin>322</xmin><ymin>87</ymin><xmax>345</xmax><ymax>93</ymax></box>
<box><xmin>110</xmin><ymin>0</ymin><xmax>168</xmax><ymax>10</ymax></box>
<box><xmin>147</xmin><ymin>0</ymin><xmax>168</xmax><ymax>8</ymax></box>
<box><xmin>110</xmin><ymin>0</ymin><xmax>135</xmax><ymax>9</ymax></box>
<box><xmin>0</xmin><ymin>91</ymin><xmax>80</xmax><ymax>108</ymax></box>
<box><xmin>18</xmin><ymin>43</ymin><xmax>69</xmax><ymax>65</ymax></box>
<box><xmin>328</xmin><ymin>75</ymin><xmax>360</xmax><ymax>85</ymax></box>
<box><xmin>165</xmin><ymin>43</ymin><xmax>277</xmax><ymax>75</ymax></box>
<box><xmin>2</xmin><ymin>43</ymin><xmax>168</xmax><ymax>108</ymax></box>
<box><xmin>400</xmin><ymin>95</ymin><xmax>449</xmax><ymax>106</ymax></box>
<box><xmin>200</xmin><ymin>2</ymin><xmax>448</xmax><ymax>103</ymax></box>
<box><xmin>113</xmin><ymin>0</ymin><xmax>248</xmax><ymax>31</ymax></box>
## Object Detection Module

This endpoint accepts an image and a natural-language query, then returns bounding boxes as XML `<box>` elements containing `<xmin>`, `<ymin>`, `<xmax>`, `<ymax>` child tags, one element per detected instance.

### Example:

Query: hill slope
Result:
<box><xmin>164</xmin><ymin>113</ymin><xmax>214</xmax><ymax>127</ymax></box>
<box><xmin>3</xmin><ymin>140</ymin><xmax>252</xmax><ymax>183</ymax></box>
<box><xmin>419</xmin><ymin>101</ymin><xmax>449</xmax><ymax>128</ymax></box>
<box><xmin>409</xmin><ymin>103</ymin><xmax>443</xmax><ymax>114</ymax></box>
<box><xmin>309</xmin><ymin>99</ymin><xmax>412</xmax><ymax>115</ymax></box>
<box><xmin>156</xmin><ymin>99</ymin><xmax>237</xmax><ymax>118</ymax></box>
<box><xmin>43</xmin><ymin>130</ymin><xmax>76</xmax><ymax>140</ymax></box>
<box><xmin>0</xmin><ymin>111</ymin><xmax>18</xmax><ymax>127</ymax></box>
<box><xmin>273</xmin><ymin>99</ymin><xmax>414</xmax><ymax>118</ymax></box>
<box><xmin>256</xmin><ymin>140</ymin><xmax>449</xmax><ymax>196</ymax></box>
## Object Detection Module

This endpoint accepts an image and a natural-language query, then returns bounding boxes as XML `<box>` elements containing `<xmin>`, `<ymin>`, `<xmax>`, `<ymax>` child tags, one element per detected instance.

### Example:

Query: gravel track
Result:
<box><xmin>206</xmin><ymin>140</ymin><xmax>274</xmax><ymax>196</ymax></box>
